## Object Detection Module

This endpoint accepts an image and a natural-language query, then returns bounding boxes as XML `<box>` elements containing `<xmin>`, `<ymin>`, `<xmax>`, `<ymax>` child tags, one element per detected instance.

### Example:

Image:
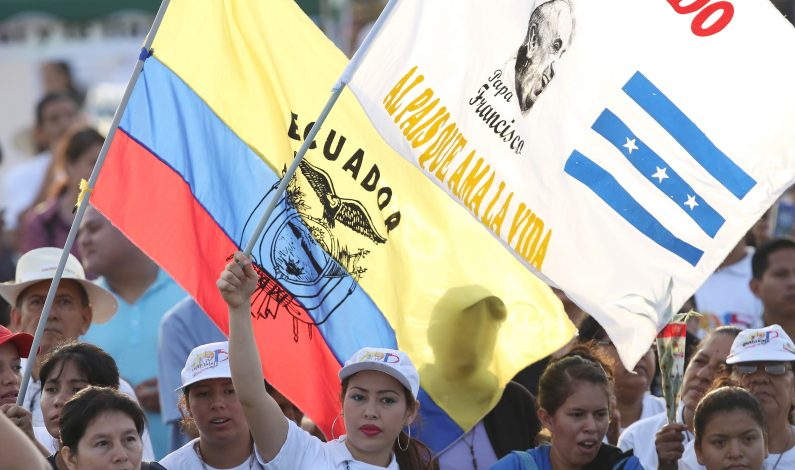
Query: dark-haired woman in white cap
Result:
<box><xmin>160</xmin><ymin>341</ymin><xmax>265</xmax><ymax>469</ymax></box>
<box><xmin>679</xmin><ymin>324</ymin><xmax>795</xmax><ymax>469</ymax></box>
<box><xmin>217</xmin><ymin>252</ymin><xmax>437</xmax><ymax>470</ymax></box>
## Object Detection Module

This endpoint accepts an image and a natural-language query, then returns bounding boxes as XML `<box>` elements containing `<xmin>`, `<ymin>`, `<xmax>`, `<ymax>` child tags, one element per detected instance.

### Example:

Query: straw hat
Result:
<box><xmin>0</xmin><ymin>247</ymin><xmax>118</xmax><ymax>323</ymax></box>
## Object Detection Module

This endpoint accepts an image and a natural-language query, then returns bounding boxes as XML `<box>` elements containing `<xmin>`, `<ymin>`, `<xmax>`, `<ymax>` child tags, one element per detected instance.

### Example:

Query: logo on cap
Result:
<box><xmin>359</xmin><ymin>350</ymin><xmax>400</xmax><ymax>364</ymax></box>
<box><xmin>742</xmin><ymin>330</ymin><xmax>779</xmax><ymax>349</ymax></box>
<box><xmin>191</xmin><ymin>348</ymin><xmax>229</xmax><ymax>376</ymax></box>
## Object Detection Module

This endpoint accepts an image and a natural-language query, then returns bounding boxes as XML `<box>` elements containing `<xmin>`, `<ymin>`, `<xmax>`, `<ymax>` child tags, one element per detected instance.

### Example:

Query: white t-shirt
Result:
<box><xmin>1</xmin><ymin>151</ymin><xmax>51</xmax><ymax>230</ymax></box>
<box><xmin>160</xmin><ymin>438</ymin><xmax>264</xmax><ymax>470</ymax></box>
<box><xmin>616</xmin><ymin>393</ymin><xmax>666</xmax><ymax>436</ymax></box>
<box><xmin>693</xmin><ymin>249</ymin><xmax>763</xmax><ymax>335</ymax></box>
<box><xmin>679</xmin><ymin>426</ymin><xmax>795</xmax><ymax>469</ymax></box>
<box><xmin>641</xmin><ymin>393</ymin><xmax>666</xmax><ymax>420</ymax></box>
<box><xmin>34</xmin><ymin>425</ymin><xmax>59</xmax><ymax>453</ymax></box>
<box><xmin>256</xmin><ymin>420</ymin><xmax>399</xmax><ymax>470</ymax></box>
<box><xmin>618</xmin><ymin>404</ymin><xmax>693</xmax><ymax>470</ymax></box>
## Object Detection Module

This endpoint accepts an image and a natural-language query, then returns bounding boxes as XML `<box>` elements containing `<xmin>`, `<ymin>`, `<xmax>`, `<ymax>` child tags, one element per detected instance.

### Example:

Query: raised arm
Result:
<box><xmin>218</xmin><ymin>252</ymin><xmax>289</xmax><ymax>461</ymax></box>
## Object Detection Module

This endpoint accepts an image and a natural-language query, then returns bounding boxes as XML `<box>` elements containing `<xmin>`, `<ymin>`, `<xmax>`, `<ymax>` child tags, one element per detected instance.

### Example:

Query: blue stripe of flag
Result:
<box><xmin>565</xmin><ymin>150</ymin><xmax>704</xmax><ymax>266</ymax></box>
<box><xmin>592</xmin><ymin>109</ymin><xmax>725</xmax><ymax>238</ymax></box>
<box><xmin>623</xmin><ymin>71</ymin><xmax>756</xmax><ymax>200</ymax></box>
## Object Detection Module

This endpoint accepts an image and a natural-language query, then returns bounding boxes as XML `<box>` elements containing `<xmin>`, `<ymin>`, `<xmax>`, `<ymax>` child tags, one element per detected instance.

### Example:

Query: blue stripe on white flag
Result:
<box><xmin>623</xmin><ymin>71</ymin><xmax>756</xmax><ymax>200</ymax></box>
<box><xmin>592</xmin><ymin>109</ymin><xmax>725</xmax><ymax>238</ymax></box>
<box><xmin>565</xmin><ymin>150</ymin><xmax>704</xmax><ymax>266</ymax></box>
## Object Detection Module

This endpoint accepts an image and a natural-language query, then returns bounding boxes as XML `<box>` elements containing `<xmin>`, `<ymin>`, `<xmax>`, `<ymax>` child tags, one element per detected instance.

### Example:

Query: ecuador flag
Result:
<box><xmin>92</xmin><ymin>0</ymin><xmax>572</xmax><ymax>454</ymax></box>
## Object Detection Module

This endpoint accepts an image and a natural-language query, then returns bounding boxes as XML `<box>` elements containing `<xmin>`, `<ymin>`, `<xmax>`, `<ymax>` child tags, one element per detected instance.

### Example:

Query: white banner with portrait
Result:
<box><xmin>348</xmin><ymin>0</ymin><xmax>795</xmax><ymax>367</ymax></box>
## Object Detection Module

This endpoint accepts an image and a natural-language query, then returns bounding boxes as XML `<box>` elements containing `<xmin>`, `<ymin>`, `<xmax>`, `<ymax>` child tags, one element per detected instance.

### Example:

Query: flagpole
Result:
<box><xmin>16</xmin><ymin>0</ymin><xmax>172</xmax><ymax>407</ymax></box>
<box><xmin>242</xmin><ymin>0</ymin><xmax>399</xmax><ymax>257</ymax></box>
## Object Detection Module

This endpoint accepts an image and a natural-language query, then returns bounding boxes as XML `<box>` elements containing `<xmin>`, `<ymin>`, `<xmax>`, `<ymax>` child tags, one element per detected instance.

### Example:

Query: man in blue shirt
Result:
<box><xmin>79</xmin><ymin>205</ymin><xmax>186</xmax><ymax>458</ymax></box>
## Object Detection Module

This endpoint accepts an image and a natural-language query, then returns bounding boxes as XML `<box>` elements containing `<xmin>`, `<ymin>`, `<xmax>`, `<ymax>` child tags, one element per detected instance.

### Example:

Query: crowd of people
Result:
<box><xmin>0</xmin><ymin>238</ymin><xmax>793</xmax><ymax>470</ymax></box>
<box><xmin>1</xmin><ymin>7</ymin><xmax>795</xmax><ymax>467</ymax></box>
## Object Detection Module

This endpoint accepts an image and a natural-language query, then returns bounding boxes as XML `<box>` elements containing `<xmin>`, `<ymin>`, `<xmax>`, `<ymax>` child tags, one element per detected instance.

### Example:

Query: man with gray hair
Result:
<box><xmin>514</xmin><ymin>0</ymin><xmax>574</xmax><ymax>112</ymax></box>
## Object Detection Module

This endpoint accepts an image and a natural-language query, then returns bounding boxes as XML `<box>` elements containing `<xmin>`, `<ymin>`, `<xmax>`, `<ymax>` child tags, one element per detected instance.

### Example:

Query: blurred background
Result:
<box><xmin>0</xmin><ymin>0</ymin><xmax>387</xmax><ymax>166</ymax></box>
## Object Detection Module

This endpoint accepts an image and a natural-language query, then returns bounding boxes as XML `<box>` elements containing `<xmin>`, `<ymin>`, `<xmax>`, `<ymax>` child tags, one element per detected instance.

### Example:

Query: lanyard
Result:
<box><xmin>194</xmin><ymin>441</ymin><xmax>255</xmax><ymax>470</ymax></box>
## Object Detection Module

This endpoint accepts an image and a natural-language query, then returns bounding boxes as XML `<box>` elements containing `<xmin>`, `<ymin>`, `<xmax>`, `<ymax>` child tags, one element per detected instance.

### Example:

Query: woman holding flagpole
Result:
<box><xmin>219</xmin><ymin>251</ymin><xmax>436</xmax><ymax>470</ymax></box>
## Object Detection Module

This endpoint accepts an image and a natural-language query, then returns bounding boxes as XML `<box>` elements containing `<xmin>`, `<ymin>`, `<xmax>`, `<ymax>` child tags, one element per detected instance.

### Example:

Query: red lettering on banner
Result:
<box><xmin>691</xmin><ymin>2</ymin><xmax>734</xmax><ymax>36</ymax></box>
<box><xmin>668</xmin><ymin>0</ymin><xmax>710</xmax><ymax>14</ymax></box>
<box><xmin>666</xmin><ymin>0</ymin><xmax>734</xmax><ymax>37</ymax></box>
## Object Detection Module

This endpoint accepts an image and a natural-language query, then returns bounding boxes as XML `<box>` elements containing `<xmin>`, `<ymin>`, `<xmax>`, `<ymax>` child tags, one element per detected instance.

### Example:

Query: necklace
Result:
<box><xmin>463</xmin><ymin>429</ymin><xmax>478</xmax><ymax>470</ymax></box>
<box><xmin>194</xmin><ymin>441</ymin><xmax>256</xmax><ymax>470</ymax></box>
<box><xmin>772</xmin><ymin>426</ymin><xmax>794</xmax><ymax>470</ymax></box>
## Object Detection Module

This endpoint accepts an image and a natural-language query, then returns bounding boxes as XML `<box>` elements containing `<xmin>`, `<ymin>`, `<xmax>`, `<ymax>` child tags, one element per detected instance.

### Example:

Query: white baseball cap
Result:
<box><xmin>0</xmin><ymin>247</ymin><xmax>118</xmax><ymax>323</ymax></box>
<box><xmin>339</xmin><ymin>347</ymin><xmax>420</xmax><ymax>399</ymax></box>
<box><xmin>726</xmin><ymin>325</ymin><xmax>795</xmax><ymax>364</ymax></box>
<box><xmin>178</xmin><ymin>341</ymin><xmax>232</xmax><ymax>391</ymax></box>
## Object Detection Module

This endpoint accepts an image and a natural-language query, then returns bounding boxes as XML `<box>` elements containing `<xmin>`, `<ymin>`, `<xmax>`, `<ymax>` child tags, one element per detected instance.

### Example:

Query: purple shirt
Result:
<box><xmin>21</xmin><ymin>197</ymin><xmax>76</xmax><ymax>255</ymax></box>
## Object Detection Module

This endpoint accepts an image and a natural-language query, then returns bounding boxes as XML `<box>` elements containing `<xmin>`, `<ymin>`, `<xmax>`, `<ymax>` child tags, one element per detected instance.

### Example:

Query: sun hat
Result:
<box><xmin>339</xmin><ymin>347</ymin><xmax>420</xmax><ymax>399</ymax></box>
<box><xmin>0</xmin><ymin>326</ymin><xmax>34</xmax><ymax>358</ymax></box>
<box><xmin>0</xmin><ymin>247</ymin><xmax>118</xmax><ymax>324</ymax></box>
<box><xmin>726</xmin><ymin>324</ymin><xmax>795</xmax><ymax>364</ymax></box>
<box><xmin>178</xmin><ymin>341</ymin><xmax>231</xmax><ymax>391</ymax></box>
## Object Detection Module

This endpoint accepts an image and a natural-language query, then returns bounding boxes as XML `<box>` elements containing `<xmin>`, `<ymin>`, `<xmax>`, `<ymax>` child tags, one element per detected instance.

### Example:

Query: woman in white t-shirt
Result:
<box><xmin>159</xmin><ymin>341</ymin><xmax>266</xmax><ymax>469</ymax></box>
<box><xmin>218</xmin><ymin>252</ymin><xmax>436</xmax><ymax>470</ymax></box>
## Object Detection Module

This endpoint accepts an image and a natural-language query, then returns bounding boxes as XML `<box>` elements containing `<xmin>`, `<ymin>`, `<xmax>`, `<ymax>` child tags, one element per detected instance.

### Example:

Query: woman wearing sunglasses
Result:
<box><xmin>679</xmin><ymin>325</ymin><xmax>795</xmax><ymax>469</ymax></box>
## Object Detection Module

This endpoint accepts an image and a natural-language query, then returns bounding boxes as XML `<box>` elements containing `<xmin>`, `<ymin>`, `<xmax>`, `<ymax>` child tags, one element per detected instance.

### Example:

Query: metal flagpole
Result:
<box><xmin>242</xmin><ymin>0</ymin><xmax>399</xmax><ymax>256</ymax></box>
<box><xmin>16</xmin><ymin>0</ymin><xmax>173</xmax><ymax>407</ymax></box>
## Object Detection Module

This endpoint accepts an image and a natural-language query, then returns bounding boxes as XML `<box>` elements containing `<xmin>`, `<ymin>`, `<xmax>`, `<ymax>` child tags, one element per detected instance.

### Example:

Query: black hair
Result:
<box><xmin>47</xmin><ymin>126</ymin><xmax>104</xmax><ymax>197</ymax></box>
<box><xmin>576</xmin><ymin>315</ymin><xmax>607</xmax><ymax>342</ymax></box>
<box><xmin>63</xmin><ymin>128</ymin><xmax>103</xmax><ymax>165</ymax></box>
<box><xmin>40</xmin><ymin>341</ymin><xmax>119</xmax><ymax>390</ymax></box>
<box><xmin>751</xmin><ymin>237</ymin><xmax>795</xmax><ymax>279</ymax></box>
<box><xmin>694</xmin><ymin>386</ymin><xmax>765</xmax><ymax>446</ymax></box>
<box><xmin>59</xmin><ymin>386</ymin><xmax>145</xmax><ymax>451</ymax></box>
<box><xmin>538</xmin><ymin>344</ymin><xmax>613</xmax><ymax>416</ymax></box>
<box><xmin>34</xmin><ymin>92</ymin><xmax>77</xmax><ymax>127</ymax></box>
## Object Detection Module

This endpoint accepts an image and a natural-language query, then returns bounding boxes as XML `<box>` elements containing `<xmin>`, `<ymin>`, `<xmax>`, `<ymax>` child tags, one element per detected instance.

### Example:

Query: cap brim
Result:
<box><xmin>726</xmin><ymin>350</ymin><xmax>795</xmax><ymax>364</ymax></box>
<box><xmin>0</xmin><ymin>278</ymin><xmax>118</xmax><ymax>324</ymax></box>
<box><xmin>175</xmin><ymin>370</ymin><xmax>234</xmax><ymax>392</ymax></box>
<box><xmin>0</xmin><ymin>332</ymin><xmax>34</xmax><ymax>358</ymax></box>
<box><xmin>338</xmin><ymin>362</ymin><xmax>414</xmax><ymax>397</ymax></box>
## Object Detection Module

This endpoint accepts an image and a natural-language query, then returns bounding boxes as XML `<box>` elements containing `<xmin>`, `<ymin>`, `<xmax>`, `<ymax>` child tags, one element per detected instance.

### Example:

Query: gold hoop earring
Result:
<box><xmin>331</xmin><ymin>413</ymin><xmax>342</xmax><ymax>440</ymax></box>
<box><xmin>397</xmin><ymin>426</ymin><xmax>410</xmax><ymax>452</ymax></box>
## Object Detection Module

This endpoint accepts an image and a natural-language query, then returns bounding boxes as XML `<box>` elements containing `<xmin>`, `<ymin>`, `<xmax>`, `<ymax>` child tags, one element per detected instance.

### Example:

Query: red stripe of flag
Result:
<box><xmin>92</xmin><ymin>129</ymin><xmax>343</xmax><ymax>437</ymax></box>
